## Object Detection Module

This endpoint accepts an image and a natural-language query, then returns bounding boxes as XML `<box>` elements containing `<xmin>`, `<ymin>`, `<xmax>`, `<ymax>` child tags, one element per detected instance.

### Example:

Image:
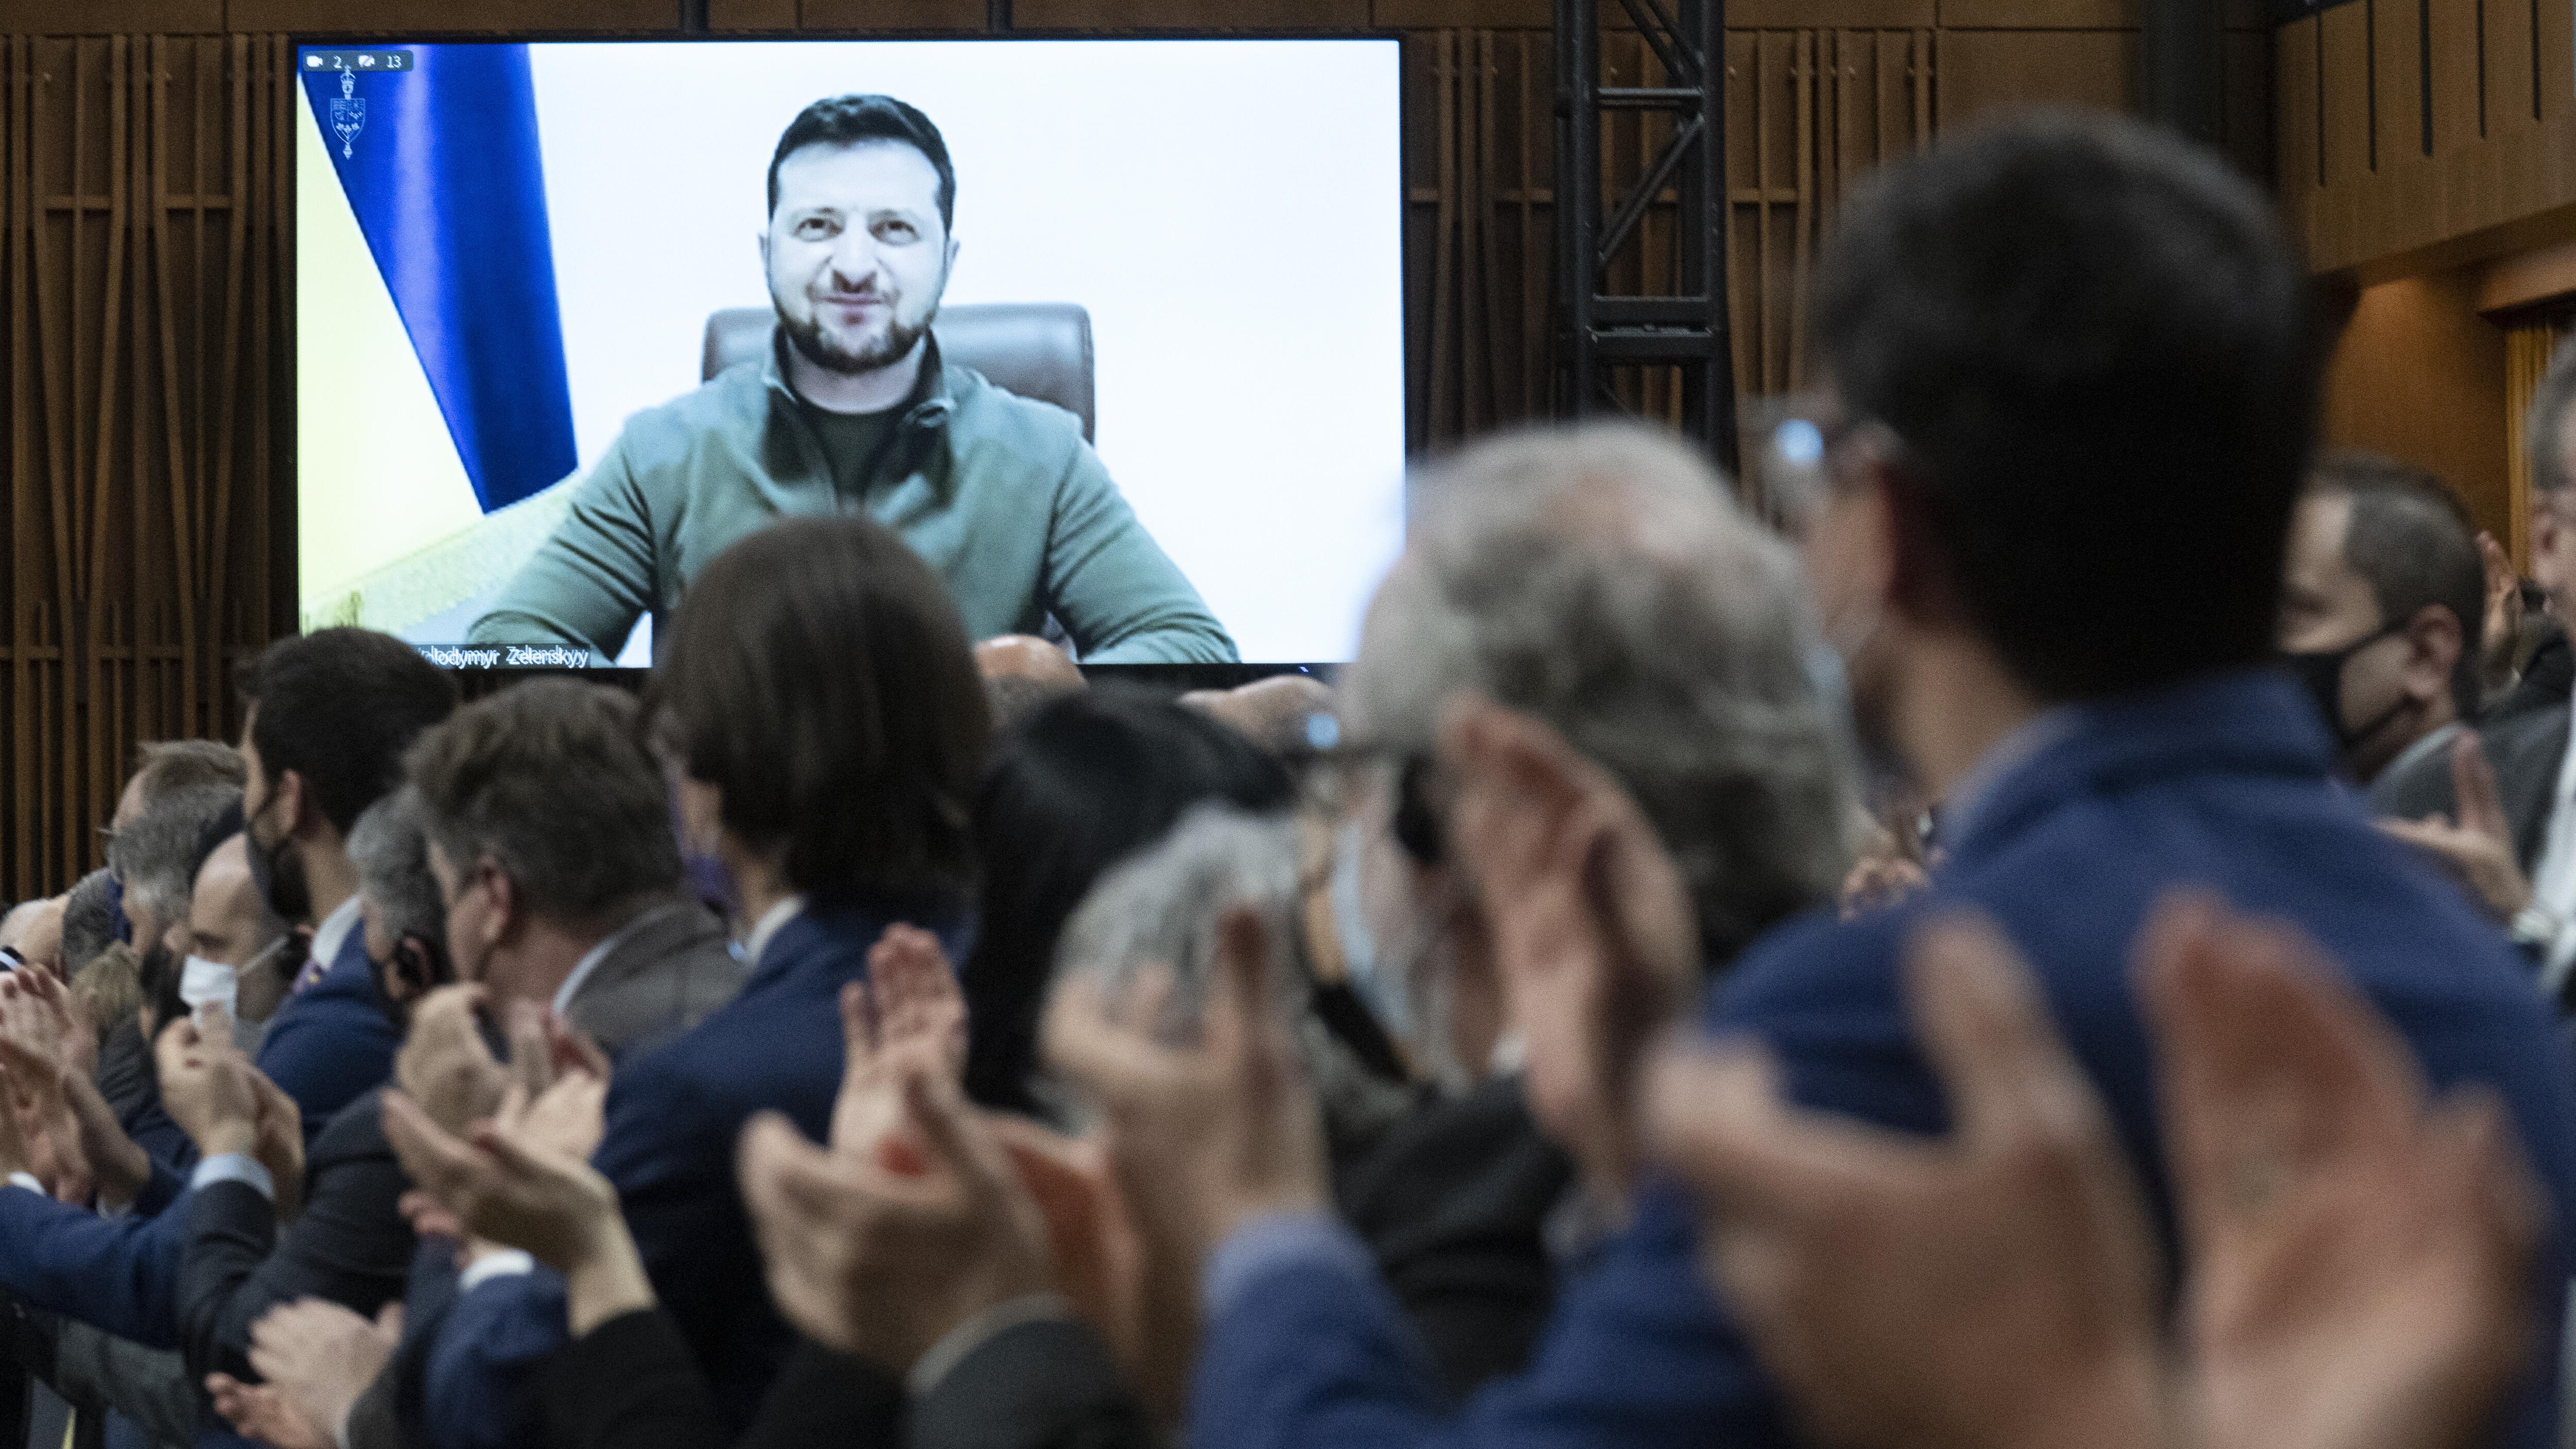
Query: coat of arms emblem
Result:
<box><xmin>329</xmin><ymin>68</ymin><xmax>365</xmax><ymax>158</ymax></box>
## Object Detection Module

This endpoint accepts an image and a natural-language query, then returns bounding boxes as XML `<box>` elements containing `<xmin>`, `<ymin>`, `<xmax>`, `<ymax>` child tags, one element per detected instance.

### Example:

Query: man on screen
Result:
<box><xmin>468</xmin><ymin>94</ymin><xmax>1238</xmax><ymax>664</ymax></box>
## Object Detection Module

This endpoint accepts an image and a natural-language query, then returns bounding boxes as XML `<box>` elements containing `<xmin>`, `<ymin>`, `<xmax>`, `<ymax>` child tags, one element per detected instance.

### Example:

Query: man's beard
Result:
<box><xmin>781</xmin><ymin>308</ymin><xmax>931</xmax><ymax>376</ymax></box>
<box><xmin>775</xmin><ymin>282</ymin><xmax>940</xmax><ymax>377</ymax></box>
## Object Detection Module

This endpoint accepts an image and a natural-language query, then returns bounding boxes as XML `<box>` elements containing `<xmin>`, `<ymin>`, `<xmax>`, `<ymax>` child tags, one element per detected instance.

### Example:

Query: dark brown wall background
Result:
<box><xmin>0</xmin><ymin>0</ymin><xmax>2266</xmax><ymax>900</ymax></box>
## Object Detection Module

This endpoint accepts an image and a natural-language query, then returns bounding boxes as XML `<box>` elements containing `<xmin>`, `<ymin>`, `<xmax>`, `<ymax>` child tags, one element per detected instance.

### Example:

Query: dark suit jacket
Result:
<box><xmin>421</xmin><ymin>901</ymin><xmax>971</xmax><ymax>1444</ymax></box>
<box><xmin>176</xmin><ymin>1088</ymin><xmax>413</xmax><ymax>1381</ymax></box>
<box><xmin>537</xmin><ymin>1309</ymin><xmax>901</xmax><ymax>1449</ymax></box>
<box><xmin>338</xmin><ymin>901</ymin><xmax>752</xmax><ymax>1449</ymax></box>
<box><xmin>1335</xmin><ymin>1076</ymin><xmax>1571</xmax><ymax>1403</ymax></box>
<box><xmin>254</xmin><ymin>927</ymin><xmax>399</xmax><ymax>1150</ymax></box>
<box><xmin>2368</xmin><ymin>697</ymin><xmax>2571</xmax><ymax>875</ymax></box>
<box><xmin>561</xmin><ymin>901</ymin><xmax>747</xmax><ymax>1064</ymax></box>
<box><xmin>1189</xmin><ymin>669</ymin><xmax>2576</xmax><ymax>1449</ymax></box>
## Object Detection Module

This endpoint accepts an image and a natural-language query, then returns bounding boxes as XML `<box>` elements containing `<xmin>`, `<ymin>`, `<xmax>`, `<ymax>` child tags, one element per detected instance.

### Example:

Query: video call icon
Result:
<box><xmin>303</xmin><ymin>49</ymin><xmax>412</xmax><ymax>72</ymax></box>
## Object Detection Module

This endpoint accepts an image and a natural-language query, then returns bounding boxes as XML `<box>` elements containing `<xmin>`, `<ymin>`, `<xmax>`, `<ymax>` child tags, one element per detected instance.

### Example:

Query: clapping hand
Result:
<box><xmin>1644</xmin><ymin>892</ymin><xmax>2548</xmax><ymax>1449</ymax></box>
<box><xmin>739</xmin><ymin>923</ymin><xmax>1053</xmax><ymax>1372</ymax></box>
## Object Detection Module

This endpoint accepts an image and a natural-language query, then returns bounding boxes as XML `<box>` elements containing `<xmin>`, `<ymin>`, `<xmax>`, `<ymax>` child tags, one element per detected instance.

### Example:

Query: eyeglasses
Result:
<box><xmin>1300</xmin><ymin>740</ymin><xmax>1446</xmax><ymax>867</ymax></box>
<box><xmin>1761</xmin><ymin>410</ymin><xmax>1911</xmax><ymax>525</ymax></box>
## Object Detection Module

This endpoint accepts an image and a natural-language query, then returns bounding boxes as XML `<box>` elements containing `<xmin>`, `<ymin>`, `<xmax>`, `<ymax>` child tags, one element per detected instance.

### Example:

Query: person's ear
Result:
<box><xmin>2403</xmin><ymin>604</ymin><xmax>2465</xmax><ymax>706</ymax></box>
<box><xmin>945</xmin><ymin>234</ymin><xmax>960</xmax><ymax>273</ymax></box>
<box><xmin>272</xmin><ymin>769</ymin><xmax>310</xmax><ymax>839</ymax></box>
<box><xmin>477</xmin><ymin>862</ymin><xmax>522</xmax><ymax>949</ymax></box>
<box><xmin>758</xmin><ymin>228</ymin><xmax>771</xmax><ymax>269</ymax></box>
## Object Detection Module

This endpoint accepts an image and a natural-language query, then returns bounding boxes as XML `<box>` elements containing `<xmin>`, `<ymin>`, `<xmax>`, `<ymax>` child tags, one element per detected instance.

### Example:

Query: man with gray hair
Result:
<box><xmin>1329</xmin><ymin>421</ymin><xmax>1851</xmax><ymax>1172</ymax></box>
<box><xmin>107</xmin><ymin>783</ymin><xmax>242</xmax><ymax>967</ymax></box>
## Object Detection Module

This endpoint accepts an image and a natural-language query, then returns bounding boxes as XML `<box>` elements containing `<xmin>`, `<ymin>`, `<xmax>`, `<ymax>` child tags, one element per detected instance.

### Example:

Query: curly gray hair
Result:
<box><xmin>1342</xmin><ymin>422</ymin><xmax>1855</xmax><ymax>970</ymax></box>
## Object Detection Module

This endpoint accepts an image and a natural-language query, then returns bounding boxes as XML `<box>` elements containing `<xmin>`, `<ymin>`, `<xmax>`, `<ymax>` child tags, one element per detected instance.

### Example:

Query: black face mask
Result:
<box><xmin>244</xmin><ymin>790</ymin><xmax>312</xmax><ymax>925</ymax></box>
<box><xmin>2282</xmin><ymin>618</ymin><xmax>2409</xmax><ymax>752</ymax></box>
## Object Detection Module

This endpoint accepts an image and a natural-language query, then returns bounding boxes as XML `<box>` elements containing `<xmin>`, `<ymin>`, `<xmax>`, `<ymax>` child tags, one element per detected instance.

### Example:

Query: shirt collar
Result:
<box><xmin>761</xmin><ymin>329</ymin><xmax>957</xmax><ymax>433</ymax></box>
<box><xmin>1938</xmin><ymin>705</ymin><xmax>2085</xmax><ymax>848</ymax></box>
<box><xmin>308</xmin><ymin>895</ymin><xmax>365</xmax><ymax>978</ymax></box>
<box><xmin>743</xmin><ymin>895</ymin><xmax>808</xmax><ymax>969</ymax></box>
<box><xmin>2377</xmin><ymin>719</ymin><xmax>2465</xmax><ymax>793</ymax></box>
<box><xmin>550</xmin><ymin>900</ymin><xmax>697</xmax><ymax>1019</ymax></box>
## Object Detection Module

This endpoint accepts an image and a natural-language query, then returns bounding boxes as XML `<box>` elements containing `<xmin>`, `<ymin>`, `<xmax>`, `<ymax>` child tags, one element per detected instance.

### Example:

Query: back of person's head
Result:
<box><xmin>235</xmin><ymin>629</ymin><xmax>458</xmax><ymax>835</ymax></box>
<box><xmin>2307</xmin><ymin>451</ymin><xmax>2485</xmax><ymax>719</ymax></box>
<box><xmin>963</xmin><ymin>686</ymin><xmax>1292</xmax><ymax>1111</ymax></box>
<box><xmin>1346</xmin><ymin>422</ymin><xmax>1854</xmax><ymax>968</ymax></box>
<box><xmin>406</xmin><ymin>678</ymin><xmax>681</xmax><ymax>924</ymax></box>
<box><xmin>72</xmin><ymin>942</ymin><xmax>141</xmax><ymax>1049</ymax></box>
<box><xmin>131</xmin><ymin>740</ymin><xmax>245</xmax><ymax>802</ymax></box>
<box><xmin>1813</xmin><ymin>108</ymin><xmax>2316</xmax><ymax>701</ymax></box>
<box><xmin>59</xmin><ymin>869</ymin><xmax>115</xmax><ymax>975</ymax></box>
<box><xmin>649</xmin><ymin>517</ymin><xmax>990</xmax><ymax>908</ymax></box>
<box><xmin>348</xmin><ymin>789</ymin><xmax>453</xmax><ymax>1012</ymax></box>
<box><xmin>110</xmin><ymin>783</ymin><xmax>244</xmax><ymax>931</ymax></box>
<box><xmin>975</xmin><ymin>635</ymin><xmax>1087</xmax><ymax>735</ymax></box>
<box><xmin>1050</xmin><ymin>803</ymin><xmax>1409</xmax><ymax>1154</ymax></box>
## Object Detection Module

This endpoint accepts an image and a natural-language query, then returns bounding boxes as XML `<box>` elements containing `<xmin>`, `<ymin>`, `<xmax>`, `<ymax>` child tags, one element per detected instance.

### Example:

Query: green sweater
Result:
<box><xmin>467</xmin><ymin>339</ymin><xmax>1239</xmax><ymax>664</ymax></box>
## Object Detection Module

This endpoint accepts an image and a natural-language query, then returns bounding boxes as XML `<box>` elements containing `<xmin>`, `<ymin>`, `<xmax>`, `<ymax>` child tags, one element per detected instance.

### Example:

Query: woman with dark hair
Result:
<box><xmin>387</xmin><ymin>516</ymin><xmax>994</xmax><ymax>1449</ymax></box>
<box><xmin>961</xmin><ymin>686</ymin><xmax>1293</xmax><ymax>1116</ymax></box>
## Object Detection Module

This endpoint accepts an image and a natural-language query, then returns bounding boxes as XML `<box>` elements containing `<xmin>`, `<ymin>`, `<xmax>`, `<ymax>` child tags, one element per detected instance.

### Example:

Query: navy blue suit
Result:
<box><xmin>423</xmin><ymin>900</ymin><xmax>971</xmax><ymax>1449</ymax></box>
<box><xmin>257</xmin><ymin>923</ymin><xmax>399</xmax><ymax>1148</ymax></box>
<box><xmin>1189</xmin><ymin>669</ymin><xmax>2576</xmax><ymax>1449</ymax></box>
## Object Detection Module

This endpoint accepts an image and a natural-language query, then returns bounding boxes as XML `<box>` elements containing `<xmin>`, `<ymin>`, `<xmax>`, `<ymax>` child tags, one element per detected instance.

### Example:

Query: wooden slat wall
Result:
<box><xmin>3</xmin><ymin>35</ymin><xmax>290</xmax><ymax>902</ymax></box>
<box><xmin>0</xmin><ymin>6</ymin><xmax>2251</xmax><ymax>899</ymax></box>
<box><xmin>2281</xmin><ymin>0</ymin><xmax>2576</xmax><ymax>276</ymax></box>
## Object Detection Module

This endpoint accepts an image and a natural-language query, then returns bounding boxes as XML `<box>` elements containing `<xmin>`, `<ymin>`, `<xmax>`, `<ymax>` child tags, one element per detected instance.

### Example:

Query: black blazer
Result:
<box><xmin>1335</xmin><ymin>1074</ymin><xmax>1574</xmax><ymax>1402</ymax></box>
<box><xmin>176</xmin><ymin>1087</ymin><xmax>414</xmax><ymax>1382</ymax></box>
<box><xmin>539</xmin><ymin>1309</ymin><xmax>903</xmax><ymax>1449</ymax></box>
<box><xmin>537</xmin><ymin>1308</ymin><xmax>1150</xmax><ymax>1449</ymax></box>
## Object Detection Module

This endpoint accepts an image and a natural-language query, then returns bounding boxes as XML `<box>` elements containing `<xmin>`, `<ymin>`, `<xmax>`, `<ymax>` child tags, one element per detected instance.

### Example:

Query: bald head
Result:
<box><xmin>975</xmin><ymin>634</ymin><xmax>1087</xmax><ymax>734</ymax></box>
<box><xmin>1182</xmin><ymin>676</ymin><xmax>1337</xmax><ymax>757</ymax></box>
<box><xmin>185</xmin><ymin>835</ymin><xmax>284</xmax><ymax>970</ymax></box>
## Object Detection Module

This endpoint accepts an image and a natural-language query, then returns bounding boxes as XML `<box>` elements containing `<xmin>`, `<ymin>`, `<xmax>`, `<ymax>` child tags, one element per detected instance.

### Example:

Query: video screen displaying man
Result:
<box><xmin>468</xmin><ymin>95</ymin><xmax>1238</xmax><ymax>664</ymax></box>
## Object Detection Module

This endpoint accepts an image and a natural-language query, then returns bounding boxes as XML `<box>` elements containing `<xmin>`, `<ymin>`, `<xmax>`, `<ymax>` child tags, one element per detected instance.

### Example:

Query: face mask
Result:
<box><xmin>244</xmin><ymin>793</ymin><xmax>311</xmax><ymax>924</ymax></box>
<box><xmin>2282</xmin><ymin>618</ymin><xmax>2408</xmax><ymax>752</ymax></box>
<box><xmin>178</xmin><ymin>955</ymin><xmax>238</xmax><ymax>1020</ymax></box>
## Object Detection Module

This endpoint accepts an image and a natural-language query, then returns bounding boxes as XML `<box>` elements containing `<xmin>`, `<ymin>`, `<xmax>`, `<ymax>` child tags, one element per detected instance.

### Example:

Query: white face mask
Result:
<box><xmin>177</xmin><ymin>955</ymin><xmax>238</xmax><ymax>1021</ymax></box>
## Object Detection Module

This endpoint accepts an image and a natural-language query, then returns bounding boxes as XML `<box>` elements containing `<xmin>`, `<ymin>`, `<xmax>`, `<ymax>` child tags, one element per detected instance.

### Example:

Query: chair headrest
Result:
<box><xmin>700</xmin><ymin>302</ymin><xmax>1095</xmax><ymax>442</ymax></box>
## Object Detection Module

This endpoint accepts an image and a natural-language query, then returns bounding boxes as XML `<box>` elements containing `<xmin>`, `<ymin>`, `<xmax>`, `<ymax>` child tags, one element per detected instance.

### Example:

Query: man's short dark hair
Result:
<box><xmin>2528</xmin><ymin>335</ymin><xmax>2576</xmax><ymax>497</ymax></box>
<box><xmin>2309</xmin><ymin>451</ymin><xmax>2486</xmax><ymax>720</ymax></box>
<box><xmin>234</xmin><ymin>629</ymin><xmax>457</xmax><ymax>836</ymax></box>
<box><xmin>1814</xmin><ymin>109</ymin><xmax>2319</xmax><ymax>701</ymax></box>
<box><xmin>647</xmin><ymin>517</ymin><xmax>990</xmax><ymax>908</ymax></box>
<box><xmin>405</xmin><ymin>679</ymin><xmax>682</xmax><ymax>923</ymax></box>
<box><xmin>130</xmin><ymin>740</ymin><xmax>245</xmax><ymax>803</ymax></box>
<box><xmin>767</xmin><ymin>95</ymin><xmax>955</xmax><ymax>233</ymax></box>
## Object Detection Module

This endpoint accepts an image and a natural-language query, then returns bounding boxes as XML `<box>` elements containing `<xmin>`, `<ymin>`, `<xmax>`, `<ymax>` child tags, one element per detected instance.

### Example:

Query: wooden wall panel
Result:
<box><xmin>2</xmin><ymin>35</ymin><xmax>291</xmax><ymax>902</ymax></box>
<box><xmin>229</xmin><ymin>0</ymin><xmax>682</xmax><ymax>32</ymax></box>
<box><xmin>2280</xmin><ymin>0</ymin><xmax>2576</xmax><ymax>279</ymax></box>
<box><xmin>1011</xmin><ymin>0</ymin><xmax>1370</xmax><ymax>26</ymax></box>
<box><xmin>798</xmin><ymin>0</ymin><xmax>988</xmax><ymax>30</ymax></box>
<box><xmin>1935</xmin><ymin>28</ymin><xmax>2134</xmax><ymax>124</ymax></box>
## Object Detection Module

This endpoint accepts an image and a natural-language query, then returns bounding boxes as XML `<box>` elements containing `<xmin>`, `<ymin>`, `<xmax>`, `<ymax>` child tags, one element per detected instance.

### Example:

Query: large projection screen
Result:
<box><xmin>294</xmin><ymin>39</ymin><xmax>1406</xmax><ymax>667</ymax></box>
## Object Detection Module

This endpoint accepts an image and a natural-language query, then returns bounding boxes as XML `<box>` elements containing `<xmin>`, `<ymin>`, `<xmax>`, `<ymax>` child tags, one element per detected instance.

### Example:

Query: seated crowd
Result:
<box><xmin>2</xmin><ymin>107</ymin><xmax>2575</xmax><ymax>1449</ymax></box>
